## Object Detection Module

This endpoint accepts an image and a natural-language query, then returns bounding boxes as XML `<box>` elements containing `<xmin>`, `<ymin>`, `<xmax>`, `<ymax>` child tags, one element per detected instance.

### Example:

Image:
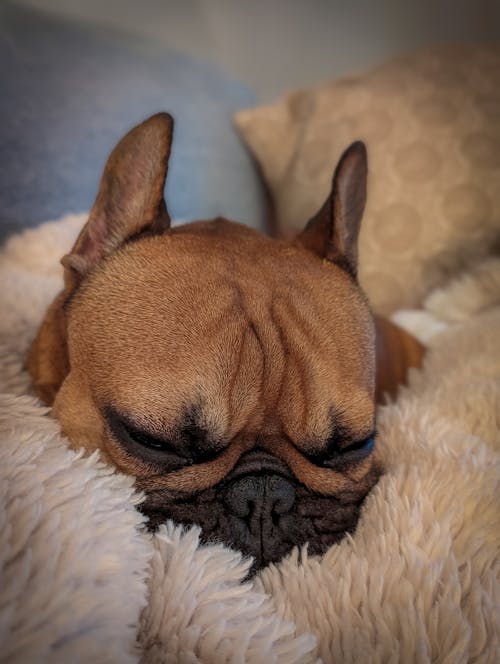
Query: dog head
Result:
<box><xmin>28</xmin><ymin>113</ymin><xmax>387</xmax><ymax>571</ymax></box>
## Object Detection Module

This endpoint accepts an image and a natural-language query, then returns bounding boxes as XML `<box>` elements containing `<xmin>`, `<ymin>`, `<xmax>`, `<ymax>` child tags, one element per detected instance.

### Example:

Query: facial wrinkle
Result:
<box><xmin>272</xmin><ymin>296</ymin><xmax>321</xmax><ymax>438</ymax></box>
<box><xmin>228</xmin><ymin>321</ymin><xmax>266</xmax><ymax>433</ymax></box>
<box><xmin>234</xmin><ymin>281</ymin><xmax>286</xmax><ymax>423</ymax></box>
<box><xmin>252</xmin><ymin>301</ymin><xmax>287</xmax><ymax>420</ymax></box>
<box><xmin>269</xmin><ymin>299</ymin><xmax>298</xmax><ymax>421</ymax></box>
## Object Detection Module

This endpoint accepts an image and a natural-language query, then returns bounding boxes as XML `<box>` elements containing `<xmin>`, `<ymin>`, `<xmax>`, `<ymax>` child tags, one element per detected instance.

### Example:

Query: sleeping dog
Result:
<box><xmin>28</xmin><ymin>113</ymin><xmax>423</xmax><ymax>570</ymax></box>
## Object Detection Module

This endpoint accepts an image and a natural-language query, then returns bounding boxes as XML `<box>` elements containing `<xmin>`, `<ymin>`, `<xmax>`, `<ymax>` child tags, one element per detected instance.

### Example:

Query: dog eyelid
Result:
<box><xmin>105</xmin><ymin>408</ymin><xmax>223</xmax><ymax>465</ymax></box>
<box><xmin>105</xmin><ymin>408</ymin><xmax>182</xmax><ymax>455</ymax></box>
<box><xmin>123</xmin><ymin>422</ymin><xmax>179</xmax><ymax>454</ymax></box>
<box><xmin>305</xmin><ymin>430</ymin><xmax>376</xmax><ymax>467</ymax></box>
<box><xmin>339</xmin><ymin>433</ymin><xmax>375</xmax><ymax>455</ymax></box>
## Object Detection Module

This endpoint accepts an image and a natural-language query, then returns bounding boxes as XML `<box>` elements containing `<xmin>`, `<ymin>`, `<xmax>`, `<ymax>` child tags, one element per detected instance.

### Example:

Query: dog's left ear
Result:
<box><xmin>27</xmin><ymin>113</ymin><xmax>174</xmax><ymax>404</ymax></box>
<box><xmin>296</xmin><ymin>141</ymin><xmax>367</xmax><ymax>278</ymax></box>
<box><xmin>296</xmin><ymin>143</ymin><xmax>424</xmax><ymax>401</ymax></box>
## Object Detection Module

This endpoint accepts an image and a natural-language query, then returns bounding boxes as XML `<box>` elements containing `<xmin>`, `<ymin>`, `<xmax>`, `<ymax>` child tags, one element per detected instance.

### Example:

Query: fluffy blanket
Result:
<box><xmin>1</xmin><ymin>214</ymin><xmax>499</xmax><ymax>663</ymax></box>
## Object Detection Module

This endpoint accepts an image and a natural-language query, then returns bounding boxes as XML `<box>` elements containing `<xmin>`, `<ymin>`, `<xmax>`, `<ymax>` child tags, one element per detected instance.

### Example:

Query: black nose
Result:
<box><xmin>224</xmin><ymin>474</ymin><xmax>295</xmax><ymax>518</ymax></box>
<box><xmin>222</xmin><ymin>474</ymin><xmax>296</xmax><ymax>568</ymax></box>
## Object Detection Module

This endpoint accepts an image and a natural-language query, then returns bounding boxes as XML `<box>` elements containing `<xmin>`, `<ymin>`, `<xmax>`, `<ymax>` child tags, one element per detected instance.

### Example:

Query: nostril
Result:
<box><xmin>223</xmin><ymin>476</ymin><xmax>261</xmax><ymax>518</ymax></box>
<box><xmin>268</xmin><ymin>475</ymin><xmax>296</xmax><ymax>515</ymax></box>
<box><xmin>223</xmin><ymin>474</ymin><xmax>296</xmax><ymax>519</ymax></box>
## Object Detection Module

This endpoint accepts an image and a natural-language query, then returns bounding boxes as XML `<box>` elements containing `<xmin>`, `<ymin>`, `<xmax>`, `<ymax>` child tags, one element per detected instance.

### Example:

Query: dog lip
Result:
<box><xmin>224</xmin><ymin>449</ymin><xmax>294</xmax><ymax>483</ymax></box>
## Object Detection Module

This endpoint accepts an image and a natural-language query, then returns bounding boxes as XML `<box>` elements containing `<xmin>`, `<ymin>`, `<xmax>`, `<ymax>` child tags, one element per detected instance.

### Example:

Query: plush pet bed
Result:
<box><xmin>1</xmin><ymin>214</ymin><xmax>499</xmax><ymax>663</ymax></box>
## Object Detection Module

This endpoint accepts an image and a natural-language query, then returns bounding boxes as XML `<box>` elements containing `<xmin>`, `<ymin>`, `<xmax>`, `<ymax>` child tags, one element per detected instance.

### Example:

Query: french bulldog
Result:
<box><xmin>27</xmin><ymin>113</ymin><xmax>423</xmax><ymax>571</ymax></box>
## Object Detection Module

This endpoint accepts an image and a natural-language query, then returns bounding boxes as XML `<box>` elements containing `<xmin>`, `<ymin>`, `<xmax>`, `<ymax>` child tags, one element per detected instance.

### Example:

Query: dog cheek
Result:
<box><xmin>140</xmin><ymin>488</ymin><xmax>223</xmax><ymax>534</ymax></box>
<box><xmin>52</xmin><ymin>370</ymin><xmax>108</xmax><ymax>459</ymax></box>
<box><xmin>140</xmin><ymin>480</ymin><xmax>376</xmax><ymax>573</ymax></box>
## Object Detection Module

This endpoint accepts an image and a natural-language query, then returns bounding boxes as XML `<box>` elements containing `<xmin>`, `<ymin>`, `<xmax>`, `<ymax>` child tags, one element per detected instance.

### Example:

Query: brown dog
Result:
<box><xmin>27</xmin><ymin>113</ymin><xmax>423</xmax><ymax>570</ymax></box>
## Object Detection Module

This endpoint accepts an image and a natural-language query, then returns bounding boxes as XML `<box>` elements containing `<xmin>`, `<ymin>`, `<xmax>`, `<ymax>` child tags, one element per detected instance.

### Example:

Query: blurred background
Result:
<box><xmin>1</xmin><ymin>0</ymin><xmax>499</xmax><ymax>241</ymax></box>
<box><xmin>12</xmin><ymin>0</ymin><xmax>500</xmax><ymax>100</ymax></box>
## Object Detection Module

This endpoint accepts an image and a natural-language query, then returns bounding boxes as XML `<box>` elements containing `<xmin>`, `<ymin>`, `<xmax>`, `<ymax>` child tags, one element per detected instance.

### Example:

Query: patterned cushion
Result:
<box><xmin>235</xmin><ymin>44</ymin><xmax>500</xmax><ymax>313</ymax></box>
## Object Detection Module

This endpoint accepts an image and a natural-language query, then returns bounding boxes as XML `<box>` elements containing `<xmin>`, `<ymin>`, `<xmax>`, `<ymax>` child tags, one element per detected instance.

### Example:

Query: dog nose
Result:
<box><xmin>223</xmin><ymin>474</ymin><xmax>296</xmax><ymax>519</ymax></box>
<box><xmin>222</xmin><ymin>474</ymin><xmax>297</xmax><ymax>569</ymax></box>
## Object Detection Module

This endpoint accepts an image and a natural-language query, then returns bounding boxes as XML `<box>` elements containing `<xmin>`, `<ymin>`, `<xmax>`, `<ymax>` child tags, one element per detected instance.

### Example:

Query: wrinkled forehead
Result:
<box><xmin>70</xmin><ymin>235</ymin><xmax>256</xmax><ymax>365</ymax></box>
<box><xmin>68</xmin><ymin>233</ymin><xmax>375</xmax><ymax>439</ymax></box>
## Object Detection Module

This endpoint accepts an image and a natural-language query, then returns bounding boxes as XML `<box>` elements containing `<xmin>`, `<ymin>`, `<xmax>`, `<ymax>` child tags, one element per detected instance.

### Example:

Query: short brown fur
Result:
<box><xmin>27</xmin><ymin>114</ymin><xmax>423</xmax><ymax>568</ymax></box>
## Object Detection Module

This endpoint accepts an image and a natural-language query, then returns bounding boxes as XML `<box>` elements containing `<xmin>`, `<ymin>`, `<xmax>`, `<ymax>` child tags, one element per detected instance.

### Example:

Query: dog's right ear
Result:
<box><xmin>62</xmin><ymin>112</ymin><xmax>174</xmax><ymax>290</ymax></box>
<box><xmin>27</xmin><ymin>113</ymin><xmax>174</xmax><ymax>404</ymax></box>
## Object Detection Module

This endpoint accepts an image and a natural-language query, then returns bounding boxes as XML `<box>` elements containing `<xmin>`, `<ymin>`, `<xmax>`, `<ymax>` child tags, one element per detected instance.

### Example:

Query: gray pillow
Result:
<box><xmin>0</xmin><ymin>2</ymin><xmax>265</xmax><ymax>242</ymax></box>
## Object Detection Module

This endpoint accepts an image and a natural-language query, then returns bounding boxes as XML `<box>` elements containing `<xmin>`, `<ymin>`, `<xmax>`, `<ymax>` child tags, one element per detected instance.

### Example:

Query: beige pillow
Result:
<box><xmin>235</xmin><ymin>44</ymin><xmax>500</xmax><ymax>314</ymax></box>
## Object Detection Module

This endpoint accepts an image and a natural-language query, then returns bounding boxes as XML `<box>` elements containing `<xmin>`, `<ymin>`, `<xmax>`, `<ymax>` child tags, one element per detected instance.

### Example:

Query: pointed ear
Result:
<box><xmin>27</xmin><ymin>113</ymin><xmax>174</xmax><ymax>405</ymax></box>
<box><xmin>296</xmin><ymin>141</ymin><xmax>367</xmax><ymax>277</ymax></box>
<box><xmin>62</xmin><ymin>112</ymin><xmax>174</xmax><ymax>290</ymax></box>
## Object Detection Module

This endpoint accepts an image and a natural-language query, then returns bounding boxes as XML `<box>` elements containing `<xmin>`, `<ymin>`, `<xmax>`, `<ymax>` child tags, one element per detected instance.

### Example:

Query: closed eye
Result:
<box><xmin>306</xmin><ymin>433</ymin><xmax>376</xmax><ymax>468</ymax></box>
<box><xmin>106</xmin><ymin>409</ymin><xmax>222</xmax><ymax>468</ymax></box>
<box><xmin>341</xmin><ymin>435</ymin><xmax>375</xmax><ymax>456</ymax></box>
<box><xmin>109</xmin><ymin>417</ymin><xmax>192</xmax><ymax>471</ymax></box>
<box><xmin>122</xmin><ymin>421</ymin><xmax>187</xmax><ymax>456</ymax></box>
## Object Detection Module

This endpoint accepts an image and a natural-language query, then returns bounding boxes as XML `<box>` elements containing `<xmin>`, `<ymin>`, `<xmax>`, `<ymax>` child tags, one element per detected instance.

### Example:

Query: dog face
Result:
<box><xmin>28</xmin><ymin>114</ymin><xmax>383</xmax><ymax>570</ymax></box>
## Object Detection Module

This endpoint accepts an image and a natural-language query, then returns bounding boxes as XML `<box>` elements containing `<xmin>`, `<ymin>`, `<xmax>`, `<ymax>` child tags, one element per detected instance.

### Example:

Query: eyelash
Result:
<box><xmin>107</xmin><ymin>417</ymin><xmax>192</xmax><ymax>470</ymax></box>
<box><xmin>117</xmin><ymin>418</ymin><xmax>220</xmax><ymax>465</ymax></box>
<box><xmin>341</xmin><ymin>435</ymin><xmax>375</xmax><ymax>455</ymax></box>
<box><xmin>123</xmin><ymin>423</ymin><xmax>180</xmax><ymax>454</ymax></box>
<box><xmin>307</xmin><ymin>434</ymin><xmax>375</xmax><ymax>467</ymax></box>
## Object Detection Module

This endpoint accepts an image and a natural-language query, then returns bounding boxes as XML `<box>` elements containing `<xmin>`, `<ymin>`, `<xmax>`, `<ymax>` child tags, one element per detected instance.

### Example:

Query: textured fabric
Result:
<box><xmin>0</xmin><ymin>2</ymin><xmax>265</xmax><ymax>244</ymax></box>
<box><xmin>0</xmin><ymin>395</ymin><xmax>151</xmax><ymax>664</ymax></box>
<box><xmin>235</xmin><ymin>44</ymin><xmax>500</xmax><ymax>314</ymax></box>
<box><xmin>0</xmin><ymin>213</ymin><xmax>314</xmax><ymax>663</ymax></box>
<box><xmin>1</xmin><ymin>215</ymin><xmax>499</xmax><ymax>662</ymax></box>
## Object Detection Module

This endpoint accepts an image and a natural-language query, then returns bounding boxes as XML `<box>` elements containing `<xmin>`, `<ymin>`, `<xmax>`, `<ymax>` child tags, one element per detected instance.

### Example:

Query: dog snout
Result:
<box><xmin>221</xmin><ymin>474</ymin><xmax>298</xmax><ymax>570</ymax></box>
<box><xmin>223</xmin><ymin>474</ymin><xmax>296</xmax><ymax>519</ymax></box>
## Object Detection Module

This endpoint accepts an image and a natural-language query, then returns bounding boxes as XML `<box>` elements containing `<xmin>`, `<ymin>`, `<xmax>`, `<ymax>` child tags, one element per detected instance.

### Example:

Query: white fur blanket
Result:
<box><xmin>1</xmin><ymin>215</ymin><xmax>499</xmax><ymax>663</ymax></box>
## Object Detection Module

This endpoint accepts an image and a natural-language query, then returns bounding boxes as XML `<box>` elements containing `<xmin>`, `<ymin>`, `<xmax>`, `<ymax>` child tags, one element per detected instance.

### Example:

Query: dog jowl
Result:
<box><xmin>27</xmin><ymin>113</ymin><xmax>421</xmax><ymax>571</ymax></box>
